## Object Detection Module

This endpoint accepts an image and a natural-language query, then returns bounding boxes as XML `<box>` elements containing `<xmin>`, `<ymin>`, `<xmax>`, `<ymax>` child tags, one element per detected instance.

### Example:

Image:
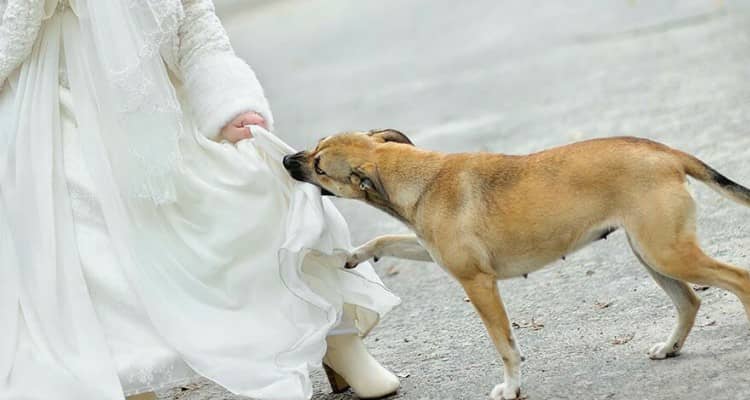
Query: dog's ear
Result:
<box><xmin>356</xmin><ymin>162</ymin><xmax>389</xmax><ymax>202</ymax></box>
<box><xmin>368</xmin><ymin>129</ymin><xmax>413</xmax><ymax>146</ymax></box>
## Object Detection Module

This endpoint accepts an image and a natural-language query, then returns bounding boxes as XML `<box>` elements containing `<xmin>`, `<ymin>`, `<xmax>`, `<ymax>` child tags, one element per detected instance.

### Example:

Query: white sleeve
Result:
<box><xmin>0</xmin><ymin>1</ymin><xmax>45</xmax><ymax>90</ymax></box>
<box><xmin>176</xmin><ymin>0</ymin><xmax>273</xmax><ymax>140</ymax></box>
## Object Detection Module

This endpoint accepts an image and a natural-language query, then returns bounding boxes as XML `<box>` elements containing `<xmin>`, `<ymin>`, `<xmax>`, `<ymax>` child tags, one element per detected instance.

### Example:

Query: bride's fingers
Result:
<box><xmin>234</xmin><ymin>112</ymin><xmax>267</xmax><ymax>129</ymax></box>
<box><xmin>221</xmin><ymin>111</ymin><xmax>267</xmax><ymax>143</ymax></box>
<box><xmin>223</xmin><ymin>126</ymin><xmax>252</xmax><ymax>143</ymax></box>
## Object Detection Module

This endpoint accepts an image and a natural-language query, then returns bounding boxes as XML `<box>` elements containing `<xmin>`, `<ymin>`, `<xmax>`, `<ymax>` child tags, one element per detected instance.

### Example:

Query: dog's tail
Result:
<box><xmin>677</xmin><ymin>151</ymin><xmax>750</xmax><ymax>207</ymax></box>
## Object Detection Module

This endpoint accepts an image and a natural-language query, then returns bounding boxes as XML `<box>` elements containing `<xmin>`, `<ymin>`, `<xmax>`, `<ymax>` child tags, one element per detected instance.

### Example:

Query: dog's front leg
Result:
<box><xmin>345</xmin><ymin>234</ymin><xmax>433</xmax><ymax>268</ymax></box>
<box><xmin>461</xmin><ymin>273</ymin><xmax>522</xmax><ymax>400</ymax></box>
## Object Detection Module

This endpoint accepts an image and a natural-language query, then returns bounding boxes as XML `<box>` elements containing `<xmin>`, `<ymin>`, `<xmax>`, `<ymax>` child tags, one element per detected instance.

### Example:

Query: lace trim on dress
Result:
<box><xmin>69</xmin><ymin>0</ymin><xmax>186</xmax><ymax>204</ymax></box>
<box><xmin>112</xmin><ymin>0</ymin><xmax>183</xmax><ymax>114</ymax></box>
<box><xmin>121</xmin><ymin>362</ymin><xmax>198</xmax><ymax>397</ymax></box>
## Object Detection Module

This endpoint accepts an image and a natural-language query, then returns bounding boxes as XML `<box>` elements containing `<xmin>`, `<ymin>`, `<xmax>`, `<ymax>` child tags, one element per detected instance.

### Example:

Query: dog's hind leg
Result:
<box><xmin>628</xmin><ymin>238</ymin><xmax>701</xmax><ymax>359</ymax></box>
<box><xmin>460</xmin><ymin>272</ymin><xmax>522</xmax><ymax>400</ymax></box>
<box><xmin>345</xmin><ymin>234</ymin><xmax>433</xmax><ymax>268</ymax></box>
<box><xmin>626</xmin><ymin>185</ymin><xmax>750</xmax><ymax>338</ymax></box>
<box><xmin>653</xmin><ymin>244</ymin><xmax>750</xmax><ymax>323</ymax></box>
<box><xmin>640</xmin><ymin>239</ymin><xmax>750</xmax><ymax>326</ymax></box>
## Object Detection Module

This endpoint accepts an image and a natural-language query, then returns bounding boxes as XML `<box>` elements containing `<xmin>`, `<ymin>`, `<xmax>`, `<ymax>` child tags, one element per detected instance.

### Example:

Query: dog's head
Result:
<box><xmin>283</xmin><ymin>129</ymin><xmax>413</xmax><ymax>203</ymax></box>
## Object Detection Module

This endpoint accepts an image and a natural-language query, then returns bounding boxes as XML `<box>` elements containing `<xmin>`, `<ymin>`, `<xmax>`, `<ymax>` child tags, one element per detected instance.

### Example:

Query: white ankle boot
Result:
<box><xmin>323</xmin><ymin>334</ymin><xmax>400</xmax><ymax>398</ymax></box>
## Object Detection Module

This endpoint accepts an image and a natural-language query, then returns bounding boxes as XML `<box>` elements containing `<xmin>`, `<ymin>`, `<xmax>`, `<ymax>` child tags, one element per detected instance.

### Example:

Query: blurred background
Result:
<box><xmin>165</xmin><ymin>1</ymin><xmax>750</xmax><ymax>399</ymax></box>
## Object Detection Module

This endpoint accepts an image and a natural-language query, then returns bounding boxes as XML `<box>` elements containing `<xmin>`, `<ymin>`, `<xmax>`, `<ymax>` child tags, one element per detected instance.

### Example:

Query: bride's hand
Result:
<box><xmin>220</xmin><ymin>111</ymin><xmax>267</xmax><ymax>143</ymax></box>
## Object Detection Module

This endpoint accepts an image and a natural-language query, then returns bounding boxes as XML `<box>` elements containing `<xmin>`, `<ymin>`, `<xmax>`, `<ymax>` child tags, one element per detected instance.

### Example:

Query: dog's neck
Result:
<box><xmin>372</xmin><ymin>145</ymin><xmax>445</xmax><ymax>227</ymax></box>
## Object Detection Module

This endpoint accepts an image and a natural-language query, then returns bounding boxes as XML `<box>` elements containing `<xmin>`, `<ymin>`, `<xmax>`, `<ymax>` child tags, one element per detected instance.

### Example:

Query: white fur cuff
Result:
<box><xmin>183</xmin><ymin>54</ymin><xmax>274</xmax><ymax>140</ymax></box>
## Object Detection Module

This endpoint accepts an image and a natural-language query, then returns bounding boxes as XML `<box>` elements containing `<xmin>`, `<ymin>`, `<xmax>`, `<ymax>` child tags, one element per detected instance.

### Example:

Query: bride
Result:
<box><xmin>0</xmin><ymin>1</ymin><xmax>401</xmax><ymax>399</ymax></box>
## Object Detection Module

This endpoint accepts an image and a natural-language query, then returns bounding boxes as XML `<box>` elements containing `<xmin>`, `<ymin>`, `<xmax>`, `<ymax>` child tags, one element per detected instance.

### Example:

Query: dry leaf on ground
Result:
<box><xmin>612</xmin><ymin>333</ymin><xmax>635</xmax><ymax>345</ymax></box>
<box><xmin>512</xmin><ymin>318</ymin><xmax>544</xmax><ymax>331</ymax></box>
<box><xmin>595</xmin><ymin>301</ymin><xmax>612</xmax><ymax>309</ymax></box>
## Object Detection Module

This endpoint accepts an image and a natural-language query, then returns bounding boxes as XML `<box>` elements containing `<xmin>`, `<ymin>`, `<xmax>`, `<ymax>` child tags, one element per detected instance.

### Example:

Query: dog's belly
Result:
<box><xmin>490</xmin><ymin>224</ymin><xmax>619</xmax><ymax>279</ymax></box>
<box><xmin>493</xmin><ymin>257</ymin><xmax>556</xmax><ymax>279</ymax></box>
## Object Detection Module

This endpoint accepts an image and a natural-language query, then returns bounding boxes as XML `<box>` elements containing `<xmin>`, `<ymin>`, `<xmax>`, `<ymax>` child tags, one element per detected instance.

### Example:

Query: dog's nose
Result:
<box><xmin>283</xmin><ymin>152</ymin><xmax>306</xmax><ymax>170</ymax></box>
<box><xmin>283</xmin><ymin>154</ymin><xmax>293</xmax><ymax>169</ymax></box>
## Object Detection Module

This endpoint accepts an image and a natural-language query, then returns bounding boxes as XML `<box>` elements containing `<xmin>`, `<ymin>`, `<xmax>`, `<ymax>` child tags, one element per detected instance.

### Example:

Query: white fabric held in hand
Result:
<box><xmin>0</xmin><ymin>2</ymin><xmax>400</xmax><ymax>400</ymax></box>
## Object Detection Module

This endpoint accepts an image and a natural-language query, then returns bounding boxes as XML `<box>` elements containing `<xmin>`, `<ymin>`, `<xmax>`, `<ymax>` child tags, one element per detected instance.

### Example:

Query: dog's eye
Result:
<box><xmin>314</xmin><ymin>157</ymin><xmax>325</xmax><ymax>175</ymax></box>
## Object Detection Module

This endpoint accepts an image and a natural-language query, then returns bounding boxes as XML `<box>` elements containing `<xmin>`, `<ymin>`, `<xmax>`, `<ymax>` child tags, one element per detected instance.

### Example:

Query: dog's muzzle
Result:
<box><xmin>283</xmin><ymin>152</ymin><xmax>308</xmax><ymax>182</ymax></box>
<box><xmin>283</xmin><ymin>152</ymin><xmax>335</xmax><ymax>196</ymax></box>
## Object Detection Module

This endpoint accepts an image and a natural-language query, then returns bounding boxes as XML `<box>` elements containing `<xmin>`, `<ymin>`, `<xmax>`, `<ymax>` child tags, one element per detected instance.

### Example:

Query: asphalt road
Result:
<box><xmin>163</xmin><ymin>1</ymin><xmax>750</xmax><ymax>399</ymax></box>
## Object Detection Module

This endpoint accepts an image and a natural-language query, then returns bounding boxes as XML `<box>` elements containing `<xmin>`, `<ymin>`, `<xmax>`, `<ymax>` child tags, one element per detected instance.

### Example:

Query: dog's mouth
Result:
<box><xmin>283</xmin><ymin>152</ymin><xmax>335</xmax><ymax>196</ymax></box>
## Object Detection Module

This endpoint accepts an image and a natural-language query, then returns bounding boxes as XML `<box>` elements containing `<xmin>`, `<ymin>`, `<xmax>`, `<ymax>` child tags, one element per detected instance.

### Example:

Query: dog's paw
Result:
<box><xmin>490</xmin><ymin>383</ymin><xmax>521</xmax><ymax>400</ymax></box>
<box><xmin>344</xmin><ymin>244</ymin><xmax>378</xmax><ymax>269</ymax></box>
<box><xmin>344</xmin><ymin>253</ymin><xmax>362</xmax><ymax>269</ymax></box>
<box><xmin>647</xmin><ymin>342</ymin><xmax>680</xmax><ymax>360</ymax></box>
<box><xmin>344</xmin><ymin>251</ymin><xmax>369</xmax><ymax>269</ymax></box>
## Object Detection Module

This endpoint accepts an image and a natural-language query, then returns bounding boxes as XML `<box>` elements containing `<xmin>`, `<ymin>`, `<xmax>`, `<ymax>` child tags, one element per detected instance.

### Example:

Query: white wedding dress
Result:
<box><xmin>0</xmin><ymin>1</ymin><xmax>399</xmax><ymax>400</ymax></box>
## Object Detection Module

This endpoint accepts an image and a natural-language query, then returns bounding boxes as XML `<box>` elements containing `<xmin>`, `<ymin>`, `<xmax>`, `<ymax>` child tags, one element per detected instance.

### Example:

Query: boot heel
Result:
<box><xmin>323</xmin><ymin>363</ymin><xmax>350</xmax><ymax>393</ymax></box>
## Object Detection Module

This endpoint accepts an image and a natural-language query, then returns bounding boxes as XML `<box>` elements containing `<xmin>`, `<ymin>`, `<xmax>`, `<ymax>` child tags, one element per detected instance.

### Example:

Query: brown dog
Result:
<box><xmin>282</xmin><ymin>130</ymin><xmax>750</xmax><ymax>399</ymax></box>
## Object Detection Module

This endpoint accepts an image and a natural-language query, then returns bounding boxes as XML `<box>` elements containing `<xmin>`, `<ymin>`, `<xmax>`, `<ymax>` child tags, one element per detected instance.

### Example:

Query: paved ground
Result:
<box><xmin>163</xmin><ymin>1</ymin><xmax>750</xmax><ymax>399</ymax></box>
